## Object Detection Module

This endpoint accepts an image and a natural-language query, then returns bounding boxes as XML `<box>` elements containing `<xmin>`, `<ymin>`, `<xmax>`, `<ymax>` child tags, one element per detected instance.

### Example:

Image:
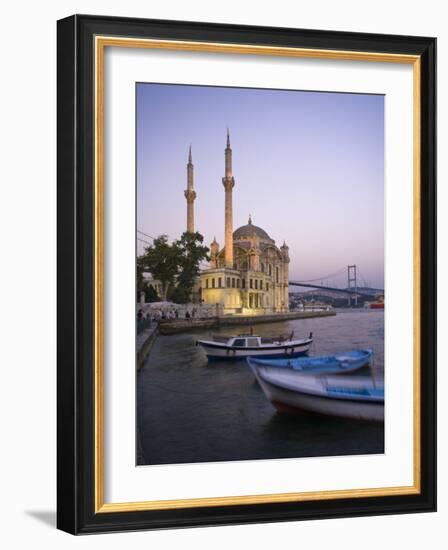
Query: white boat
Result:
<box><xmin>196</xmin><ymin>332</ymin><xmax>313</xmax><ymax>360</ymax></box>
<box><xmin>250</xmin><ymin>363</ymin><xmax>384</xmax><ymax>421</ymax></box>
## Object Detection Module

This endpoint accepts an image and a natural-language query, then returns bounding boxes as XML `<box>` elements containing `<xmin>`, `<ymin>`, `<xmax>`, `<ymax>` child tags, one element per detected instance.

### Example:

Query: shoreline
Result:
<box><xmin>158</xmin><ymin>310</ymin><xmax>336</xmax><ymax>335</ymax></box>
<box><xmin>137</xmin><ymin>324</ymin><xmax>158</xmax><ymax>368</ymax></box>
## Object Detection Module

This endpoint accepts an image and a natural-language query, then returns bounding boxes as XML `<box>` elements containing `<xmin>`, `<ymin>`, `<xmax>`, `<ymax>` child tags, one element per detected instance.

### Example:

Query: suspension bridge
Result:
<box><xmin>290</xmin><ymin>265</ymin><xmax>384</xmax><ymax>306</ymax></box>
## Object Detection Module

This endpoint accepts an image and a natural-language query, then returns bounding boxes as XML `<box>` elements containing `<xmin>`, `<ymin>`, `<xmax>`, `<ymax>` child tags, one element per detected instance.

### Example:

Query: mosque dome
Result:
<box><xmin>233</xmin><ymin>215</ymin><xmax>274</xmax><ymax>244</ymax></box>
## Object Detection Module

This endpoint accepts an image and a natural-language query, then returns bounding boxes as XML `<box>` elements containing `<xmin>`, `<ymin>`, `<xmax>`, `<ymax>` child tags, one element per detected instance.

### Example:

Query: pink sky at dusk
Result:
<box><xmin>137</xmin><ymin>83</ymin><xmax>384</xmax><ymax>289</ymax></box>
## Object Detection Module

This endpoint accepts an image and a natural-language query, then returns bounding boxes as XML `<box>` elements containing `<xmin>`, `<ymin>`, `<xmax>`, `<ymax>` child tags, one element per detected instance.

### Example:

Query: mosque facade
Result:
<box><xmin>186</xmin><ymin>131</ymin><xmax>290</xmax><ymax>315</ymax></box>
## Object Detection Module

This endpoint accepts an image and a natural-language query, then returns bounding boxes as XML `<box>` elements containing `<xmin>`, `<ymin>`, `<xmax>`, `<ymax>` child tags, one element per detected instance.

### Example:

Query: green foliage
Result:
<box><xmin>136</xmin><ymin>261</ymin><xmax>145</xmax><ymax>293</ymax></box>
<box><xmin>137</xmin><ymin>232</ymin><xmax>209</xmax><ymax>303</ymax></box>
<box><xmin>175</xmin><ymin>232</ymin><xmax>209</xmax><ymax>299</ymax></box>
<box><xmin>145</xmin><ymin>285</ymin><xmax>160</xmax><ymax>303</ymax></box>
<box><xmin>136</xmin><ymin>260</ymin><xmax>160</xmax><ymax>303</ymax></box>
<box><xmin>137</xmin><ymin>235</ymin><xmax>179</xmax><ymax>300</ymax></box>
<box><xmin>168</xmin><ymin>285</ymin><xmax>190</xmax><ymax>304</ymax></box>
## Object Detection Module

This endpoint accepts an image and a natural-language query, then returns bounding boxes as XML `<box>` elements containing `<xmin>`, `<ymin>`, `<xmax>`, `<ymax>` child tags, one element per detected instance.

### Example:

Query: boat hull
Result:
<box><xmin>197</xmin><ymin>339</ymin><xmax>312</xmax><ymax>360</ymax></box>
<box><xmin>252</xmin><ymin>367</ymin><xmax>384</xmax><ymax>421</ymax></box>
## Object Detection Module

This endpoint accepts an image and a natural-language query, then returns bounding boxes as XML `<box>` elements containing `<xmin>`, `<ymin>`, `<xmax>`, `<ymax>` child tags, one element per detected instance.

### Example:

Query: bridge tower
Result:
<box><xmin>347</xmin><ymin>265</ymin><xmax>357</xmax><ymax>307</ymax></box>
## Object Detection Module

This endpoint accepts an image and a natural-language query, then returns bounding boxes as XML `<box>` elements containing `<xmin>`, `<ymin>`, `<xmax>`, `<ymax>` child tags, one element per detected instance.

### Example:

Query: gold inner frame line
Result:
<box><xmin>94</xmin><ymin>35</ymin><xmax>421</xmax><ymax>513</ymax></box>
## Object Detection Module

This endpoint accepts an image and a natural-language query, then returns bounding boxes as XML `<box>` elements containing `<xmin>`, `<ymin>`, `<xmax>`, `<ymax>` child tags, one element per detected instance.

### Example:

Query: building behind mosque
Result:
<box><xmin>186</xmin><ymin>131</ymin><xmax>290</xmax><ymax>315</ymax></box>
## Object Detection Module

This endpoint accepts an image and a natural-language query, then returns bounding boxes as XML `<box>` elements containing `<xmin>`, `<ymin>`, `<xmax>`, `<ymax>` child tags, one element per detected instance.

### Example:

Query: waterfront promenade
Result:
<box><xmin>157</xmin><ymin>309</ymin><xmax>335</xmax><ymax>335</ymax></box>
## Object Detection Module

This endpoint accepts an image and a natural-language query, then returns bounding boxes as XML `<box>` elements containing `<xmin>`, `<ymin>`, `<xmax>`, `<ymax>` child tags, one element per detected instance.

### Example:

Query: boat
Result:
<box><xmin>250</xmin><ymin>363</ymin><xmax>383</xmax><ymax>421</ymax></box>
<box><xmin>368</xmin><ymin>296</ymin><xmax>385</xmax><ymax>309</ymax></box>
<box><xmin>247</xmin><ymin>349</ymin><xmax>373</xmax><ymax>375</ymax></box>
<box><xmin>196</xmin><ymin>331</ymin><xmax>313</xmax><ymax>360</ymax></box>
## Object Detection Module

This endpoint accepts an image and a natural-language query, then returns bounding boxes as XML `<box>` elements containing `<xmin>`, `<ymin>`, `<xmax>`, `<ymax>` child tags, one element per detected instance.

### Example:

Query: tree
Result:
<box><xmin>137</xmin><ymin>235</ymin><xmax>179</xmax><ymax>301</ymax></box>
<box><xmin>136</xmin><ymin>260</ymin><xmax>147</xmax><ymax>300</ymax></box>
<box><xmin>145</xmin><ymin>285</ymin><xmax>160</xmax><ymax>303</ymax></box>
<box><xmin>174</xmin><ymin>232</ymin><xmax>209</xmax><ymax>302</ymax></box>
<box><xmin>137</xmin><ymin>232</ymin><xmax>209</xmax><ymax>304</ymax></box>
<box><xmin>168</xmin><ymin>285</ymin><xmax>191</xmax><ymax>305</ymax></box>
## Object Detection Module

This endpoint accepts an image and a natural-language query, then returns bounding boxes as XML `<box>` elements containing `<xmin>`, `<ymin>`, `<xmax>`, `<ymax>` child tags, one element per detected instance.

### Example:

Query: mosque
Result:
<box><xmin>186</xmin><ymin>131</ymin><xmax>290</xmax><ymax>315</ymax></box>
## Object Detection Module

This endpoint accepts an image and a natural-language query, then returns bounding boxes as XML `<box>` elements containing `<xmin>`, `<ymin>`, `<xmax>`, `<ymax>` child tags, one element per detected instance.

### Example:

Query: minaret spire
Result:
<box><xmin>184</xmin><ymin>145</ymin><xmax>196</xmax><ymax>233</ymax></box>
<box><xmin>222</xmin><ymin>129</ymin><xmax>235</xmax><ymax>268</ymax></box>
<box><xmin>225</xmin><ymin>128</ymin><xmax>232</xmax><ymax>178</ymax></box>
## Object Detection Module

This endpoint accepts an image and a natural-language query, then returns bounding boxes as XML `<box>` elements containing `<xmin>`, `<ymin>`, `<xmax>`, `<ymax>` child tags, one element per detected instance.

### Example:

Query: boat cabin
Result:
<box><xmin>229</xmin><ymin>336</ymin><xmax>262</xmax><ymax>348</ymax></box>
<box><xmin>212</xmin><ymin>334</ymin><xmax>292</xmax><ymax>347</ymax></box>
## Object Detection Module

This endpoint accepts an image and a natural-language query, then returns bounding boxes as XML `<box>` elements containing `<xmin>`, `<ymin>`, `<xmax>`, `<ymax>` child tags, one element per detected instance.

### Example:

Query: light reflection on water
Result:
<box><xmin>137</xmin><ymin>309</ymin><xmax>384</xmax><ymax>466</ymax></box>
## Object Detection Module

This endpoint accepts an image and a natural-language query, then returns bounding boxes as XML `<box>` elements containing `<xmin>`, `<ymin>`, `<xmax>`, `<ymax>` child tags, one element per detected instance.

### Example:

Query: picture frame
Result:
<box><xmin>57</xmin><ymin>14</ymin><xmax>436</xmax><ymax>534</ymax></box>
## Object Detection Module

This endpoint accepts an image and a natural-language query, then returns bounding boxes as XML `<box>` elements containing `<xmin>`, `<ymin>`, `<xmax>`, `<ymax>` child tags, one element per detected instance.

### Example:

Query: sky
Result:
<box><xmin>136</xmin><ymin>83</ymin><xmax>384</xmax><ymax>289</ymax></box>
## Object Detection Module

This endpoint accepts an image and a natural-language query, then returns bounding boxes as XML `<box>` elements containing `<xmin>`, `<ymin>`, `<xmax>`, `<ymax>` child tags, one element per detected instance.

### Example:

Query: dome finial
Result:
<box><xmin>248</xmin><ymin>213</ymin><xmax>252</xmax><ymax>225</ymax></box>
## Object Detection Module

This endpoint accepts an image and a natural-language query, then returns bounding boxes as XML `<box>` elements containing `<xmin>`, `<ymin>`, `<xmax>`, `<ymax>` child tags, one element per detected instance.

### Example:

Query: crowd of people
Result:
<box><xmin>137</xmin><ymin>306</ymin><xmax>207</xmax><ymax>324</ymax></box>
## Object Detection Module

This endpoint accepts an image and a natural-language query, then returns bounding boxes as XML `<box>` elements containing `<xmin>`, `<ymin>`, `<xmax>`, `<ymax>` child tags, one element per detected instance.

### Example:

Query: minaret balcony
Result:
<box><xmin>184</xmin><ymin>189</ymin><xmax>197</xmax><ymax>201</ymax></box>
<box><xmin>222</xmin><ymin>176</ymin><xmax>235</xmax><ymax>190</ymax></box>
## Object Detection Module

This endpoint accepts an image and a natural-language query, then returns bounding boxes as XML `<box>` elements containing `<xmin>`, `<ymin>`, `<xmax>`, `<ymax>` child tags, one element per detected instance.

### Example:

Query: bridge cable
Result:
<box><xmin>294</xmin><ymin>267</ymin><xmax>347</xmax><ymax>284</ymax></box>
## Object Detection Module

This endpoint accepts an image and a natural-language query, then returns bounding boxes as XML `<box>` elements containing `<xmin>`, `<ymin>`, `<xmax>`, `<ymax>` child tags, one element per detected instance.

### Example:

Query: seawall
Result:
<box><xmin>137</xmin><ymin>325</ymin><xmax>158</xmax><ymax>369</ymax></box>
<box><xmin>158</xmin><ymin>310</ymin><xmax>335</xmax><ymax>335</ymax></box>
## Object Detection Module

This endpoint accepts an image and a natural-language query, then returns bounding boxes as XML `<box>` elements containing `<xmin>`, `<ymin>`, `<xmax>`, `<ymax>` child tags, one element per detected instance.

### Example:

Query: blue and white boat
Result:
<box><xmin>250</xmin><ymin>363</ymin><xmax>384</xmax><ymax>421</ymax></box>
<box><xmin>247</xmin><ymin>349</ymin><xmax>373</xmax><ymax>375</ymax></box>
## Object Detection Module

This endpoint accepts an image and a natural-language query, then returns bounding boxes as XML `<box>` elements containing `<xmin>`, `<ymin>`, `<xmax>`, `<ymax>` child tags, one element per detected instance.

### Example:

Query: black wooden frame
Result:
<box><xmin>57</xmin><ymin>14</ymin><xmax>436</xmax><ymax>534</ymax></box>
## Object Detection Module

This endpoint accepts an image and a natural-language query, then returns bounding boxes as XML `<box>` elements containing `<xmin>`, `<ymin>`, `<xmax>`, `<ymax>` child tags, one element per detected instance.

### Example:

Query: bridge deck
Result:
<box><xmin>289</xmin><ymin>281</ymin><xmax>384</xmax><ymax>298</ymax></box>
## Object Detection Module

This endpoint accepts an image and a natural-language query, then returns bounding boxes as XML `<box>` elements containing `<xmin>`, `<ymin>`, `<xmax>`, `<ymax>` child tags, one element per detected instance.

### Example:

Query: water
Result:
<box><xmin>137</xmin><ymin>309</ymin><xmax>384</xmax><ymax>466</ymax></box>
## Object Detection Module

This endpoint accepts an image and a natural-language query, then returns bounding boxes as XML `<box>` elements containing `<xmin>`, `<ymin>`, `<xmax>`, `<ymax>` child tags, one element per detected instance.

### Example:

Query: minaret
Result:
<box><xmin>184</xmin><ymin>145</ymin><xmax>196</xmax><ymax>233</ymax></box>
<box><xmin>222</xmin><ymin>129</ymin><xmax>235</xmax><ymax>268</ymax></box>
<box><xmin>280</xmin><ymin>240</ymin><xmax>290</xmax><ymax>262</ymax></box>
<box><xmin>281</xmin><ymin>241</ymin><xmax>290</xmax><ymax>312</ymax></box>
<box><xmin>210</xmin><ymin>237</ymin><xmax>220</xmax><ymax>269</ymax></box>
